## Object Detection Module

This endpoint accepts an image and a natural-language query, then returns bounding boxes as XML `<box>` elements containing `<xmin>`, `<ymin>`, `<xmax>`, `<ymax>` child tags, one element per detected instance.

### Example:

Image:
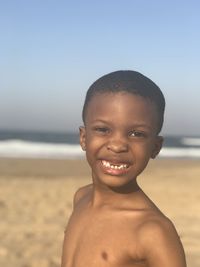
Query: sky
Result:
<box><xmin>0</xmin><ymin>0</ymin><xmax>200</xmax><ymax>136</ymax></box>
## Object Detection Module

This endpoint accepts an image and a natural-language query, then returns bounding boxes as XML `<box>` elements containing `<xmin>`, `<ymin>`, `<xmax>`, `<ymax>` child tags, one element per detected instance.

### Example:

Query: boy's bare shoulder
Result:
<box><xmin>73</xmin><ymin>184</ymin><xmax>93</xmax><ymax>208</ymax></box>
<box><xmin>136</xmin><ymin>212</ymin><xmax>186</xmax><ymax>267</ymax></box>
<box><xmin>138</xmin><ymin>213</ymin><xmax>179</xmax><ymax>244</ymax></box>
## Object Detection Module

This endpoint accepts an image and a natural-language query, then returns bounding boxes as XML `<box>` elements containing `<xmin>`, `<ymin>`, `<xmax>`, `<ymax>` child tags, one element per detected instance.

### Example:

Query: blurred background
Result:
<box><xmin>0</xmin><ymin>1</ymin><xmax>200</xmax><ymax>267</ymax></box>
<box><xmin>0</xmin><ymin>0</ymin><xmax>200</xmax><ymax>159</ymax></box>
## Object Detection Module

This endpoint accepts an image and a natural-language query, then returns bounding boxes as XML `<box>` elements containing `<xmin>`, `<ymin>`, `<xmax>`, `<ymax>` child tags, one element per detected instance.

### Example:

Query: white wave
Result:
<box><xmin>159</xmin><ymin>147</ymin><xmax>200</xmax><ymax>158</ymax></box>
<box><xmin>0</xmin><ymin>140</ymin><xmax>200</xmax><ymax>159</ymax></box>
<box><xmin>0</xmin><ymin>140</ymin><xmax>85</xmax><ymax>159</ymax></box>
<box><xmin>181</xmin><ymin>137</ymin><xmax>200</xmax><ymax>146</ymax></box>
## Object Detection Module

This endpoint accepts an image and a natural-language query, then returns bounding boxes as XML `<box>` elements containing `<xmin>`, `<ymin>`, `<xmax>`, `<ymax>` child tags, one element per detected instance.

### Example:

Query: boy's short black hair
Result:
<box><xmin>82</xmin><ymin>70</ymin><xmax>165</xmax><ymax>134</ymax></box>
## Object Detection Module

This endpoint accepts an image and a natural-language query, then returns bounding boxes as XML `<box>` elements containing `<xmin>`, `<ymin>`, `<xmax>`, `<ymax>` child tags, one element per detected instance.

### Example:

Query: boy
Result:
<box><xmin>61</xmin><ymin>71</ymin><xmax>186</xmax><ymax>267</ymax></box>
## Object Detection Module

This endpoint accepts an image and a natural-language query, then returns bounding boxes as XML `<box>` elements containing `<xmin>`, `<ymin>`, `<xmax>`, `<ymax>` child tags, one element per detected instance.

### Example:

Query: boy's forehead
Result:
<box><xmin>85</xmin><ymin>92</ymin><xmax>159</xmax><ymax>122</ymax></box>
<box><xmin>88</xmin><ymin>91</ymin><xmax>154</xmax><ymax>109</ymax></box>
<box><xmin>90</xmin><ymin>91</ymin><xmax>133</xmax><ymax>102</ymax></box>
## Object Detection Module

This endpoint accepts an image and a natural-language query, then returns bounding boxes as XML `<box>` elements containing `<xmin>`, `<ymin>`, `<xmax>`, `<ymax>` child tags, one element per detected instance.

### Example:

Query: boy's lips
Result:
<box><xmin>100</xmin><ymin>159</ymin><xmax>131</xmax><ymax>175</ymax></box>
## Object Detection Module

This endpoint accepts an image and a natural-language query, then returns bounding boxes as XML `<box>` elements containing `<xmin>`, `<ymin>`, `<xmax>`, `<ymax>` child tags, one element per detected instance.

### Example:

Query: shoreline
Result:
<box><xmin>0</xmin><ymin>157</ymin><xmax>200</xmax><ymax>178</ymax></box>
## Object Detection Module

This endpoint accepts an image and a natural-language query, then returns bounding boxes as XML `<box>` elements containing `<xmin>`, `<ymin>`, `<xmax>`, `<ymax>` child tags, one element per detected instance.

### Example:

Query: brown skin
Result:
<box><xmin>61</xmin><ymin>92</ymin><xmax>186</xmax><ymax>267</ymax></box>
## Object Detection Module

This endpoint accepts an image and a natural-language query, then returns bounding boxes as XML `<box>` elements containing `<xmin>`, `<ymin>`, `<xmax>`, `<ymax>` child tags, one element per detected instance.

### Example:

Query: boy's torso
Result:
<box><xmin>62</xmin><ymin>186</ymin><xmax>163</xmax><ymax>267</ymax></box>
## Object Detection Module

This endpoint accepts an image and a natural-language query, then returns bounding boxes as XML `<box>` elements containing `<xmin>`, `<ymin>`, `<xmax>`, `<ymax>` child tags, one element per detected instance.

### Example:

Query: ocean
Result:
<box><xmin>0</xmin><ymin>130</ymin><xmax>200</xmax><ymax>159</ymax></box>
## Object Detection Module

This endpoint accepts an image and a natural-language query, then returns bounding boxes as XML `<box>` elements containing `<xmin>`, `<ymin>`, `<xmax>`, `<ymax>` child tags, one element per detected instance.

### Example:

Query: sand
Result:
<box><xmin>0</xmin><ymin>158</ymin><xmax>199</xmax><ymax>267</ymax></box>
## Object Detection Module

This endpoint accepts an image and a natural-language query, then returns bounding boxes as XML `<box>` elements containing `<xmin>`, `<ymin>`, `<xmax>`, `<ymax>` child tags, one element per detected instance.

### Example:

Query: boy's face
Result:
<box><xmin>80</xmin><ymin>92</ymin><xmax>163</xmax><ymax>189</ymax></box>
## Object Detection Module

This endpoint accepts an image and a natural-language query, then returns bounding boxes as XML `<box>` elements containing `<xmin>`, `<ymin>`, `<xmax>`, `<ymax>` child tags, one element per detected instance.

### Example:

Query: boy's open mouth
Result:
<box><xmin>101</xmin><ymin>160</ymin><xmax>129</xmax><ymax>170</ymax></box>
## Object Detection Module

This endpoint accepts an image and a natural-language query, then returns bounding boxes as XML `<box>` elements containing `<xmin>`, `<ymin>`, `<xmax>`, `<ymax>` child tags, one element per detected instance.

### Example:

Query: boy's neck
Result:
<box><xmin>90</xmin><ymin>179</ymin><xmax>143</xmax><ymax>209</ymax></box>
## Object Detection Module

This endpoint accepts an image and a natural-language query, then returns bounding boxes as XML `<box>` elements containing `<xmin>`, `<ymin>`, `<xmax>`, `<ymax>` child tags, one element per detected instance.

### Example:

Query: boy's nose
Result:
<box><xmin>107</xmin><ymin>138</ymin><xmax>128</xmax><ymax>153</ymax></box>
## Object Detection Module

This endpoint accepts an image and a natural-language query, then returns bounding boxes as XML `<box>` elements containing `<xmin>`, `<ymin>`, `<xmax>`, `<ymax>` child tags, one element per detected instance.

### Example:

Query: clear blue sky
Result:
<box><xmin>0</xmin><ymin>0</ymin><xmax>200</xmax><ymax>135</ymax></box>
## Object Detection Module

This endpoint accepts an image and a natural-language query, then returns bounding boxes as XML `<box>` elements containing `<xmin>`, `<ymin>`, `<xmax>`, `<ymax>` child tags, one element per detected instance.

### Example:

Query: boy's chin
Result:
<box><xmin>94</xmin><ymin>174</ymin><xmax>138</xmax><ymax>193</ymax></box>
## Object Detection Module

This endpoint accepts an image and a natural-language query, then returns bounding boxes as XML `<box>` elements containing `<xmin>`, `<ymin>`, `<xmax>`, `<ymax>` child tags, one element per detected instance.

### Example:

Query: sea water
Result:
<box><xmin>0</xmin><ymin>130</ymin><xmax>200</xmax><ymax>159</ymax></box>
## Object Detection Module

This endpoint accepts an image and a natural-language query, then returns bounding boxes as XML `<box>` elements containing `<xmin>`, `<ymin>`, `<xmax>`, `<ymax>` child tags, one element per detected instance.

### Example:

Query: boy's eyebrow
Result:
<box><xmin>129</xmin><ymin>123</ymin><xmax>153</xmax><ymax>130</ymax></box>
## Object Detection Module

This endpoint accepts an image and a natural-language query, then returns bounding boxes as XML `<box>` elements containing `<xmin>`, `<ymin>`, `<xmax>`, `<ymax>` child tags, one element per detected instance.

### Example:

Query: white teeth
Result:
<box><xmin>102</xmin><ymin>160</ymin><xmax>128</xmax><ymax>170</ymax></box>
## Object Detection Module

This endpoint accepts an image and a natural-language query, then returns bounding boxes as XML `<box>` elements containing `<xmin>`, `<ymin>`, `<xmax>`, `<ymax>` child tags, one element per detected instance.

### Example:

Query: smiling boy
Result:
<box><xmin>61</xmin><ymin>71</ymin><xmax>186</xmax><ymax>267</ymax></box>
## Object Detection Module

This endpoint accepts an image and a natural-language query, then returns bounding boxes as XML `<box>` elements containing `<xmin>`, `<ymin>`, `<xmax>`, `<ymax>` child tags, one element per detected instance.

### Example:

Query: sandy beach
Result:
<box><xmin>0</xmin><ymin>158</ymin><xmax>199</xmax><ymax>267</ymax></box>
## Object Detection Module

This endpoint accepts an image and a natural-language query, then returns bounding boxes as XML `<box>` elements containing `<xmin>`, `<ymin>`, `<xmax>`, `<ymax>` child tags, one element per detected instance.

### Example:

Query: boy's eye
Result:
<box><xmin>129</xmin><ymin>131</ymin><xmax>146</xmax><ymax>138</ymax></box>
<box><xmin>94</xmin><ymin>127</ymin><xmax>110</xmax><ymax>133</ymax></box>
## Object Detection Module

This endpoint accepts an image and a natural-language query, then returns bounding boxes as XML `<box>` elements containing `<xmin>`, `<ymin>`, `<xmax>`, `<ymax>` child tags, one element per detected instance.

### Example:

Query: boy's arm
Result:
<box><xmin>61</xmin><ymin>184</ymin><xmax>92</xmax><ymax>267</ymax></box>
<box><xmin>140</xmin><ymin>219</ymin><xmax>186</xmax><ymax>267</ymax></box>
<box><xmin>73</xmin><ymin>184</ymin><xmax>93</xmax><ymax>209</ymax></box>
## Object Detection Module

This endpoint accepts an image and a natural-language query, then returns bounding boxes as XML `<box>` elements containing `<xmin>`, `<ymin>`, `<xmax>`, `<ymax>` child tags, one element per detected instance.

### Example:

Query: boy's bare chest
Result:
<box><xmin>62</xmin><ymin>208</ymin><xmax>146</xmax><ymax>267</ymax></box>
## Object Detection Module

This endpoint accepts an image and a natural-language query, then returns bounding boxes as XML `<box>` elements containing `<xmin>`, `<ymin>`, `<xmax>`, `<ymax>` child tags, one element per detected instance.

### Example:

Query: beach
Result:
<box><xmin>0</xmin><ymin>158</ymin><xmax>199</xmax><ymax>267</ymax></box>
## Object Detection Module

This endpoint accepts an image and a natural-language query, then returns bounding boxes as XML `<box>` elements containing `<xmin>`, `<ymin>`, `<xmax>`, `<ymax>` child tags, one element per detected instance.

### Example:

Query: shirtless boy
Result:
<box><xmin>61</xmin><ymin>70</ymin><xmax>186</xmax><ymax>267</ymax></box>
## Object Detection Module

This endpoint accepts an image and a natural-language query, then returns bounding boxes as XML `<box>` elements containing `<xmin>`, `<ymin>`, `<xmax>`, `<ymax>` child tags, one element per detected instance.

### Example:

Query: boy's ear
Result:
<box><xmin>79</xmin><ymin>126</ymin><xmax>86</xmax><ymax>151</ymax></box>
<box><xmin>151</xmin><ymin>136</ymin><xmax>163</xmax><ymax>159</ymax></box>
